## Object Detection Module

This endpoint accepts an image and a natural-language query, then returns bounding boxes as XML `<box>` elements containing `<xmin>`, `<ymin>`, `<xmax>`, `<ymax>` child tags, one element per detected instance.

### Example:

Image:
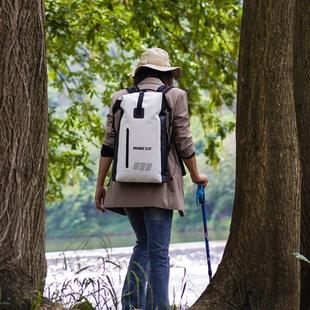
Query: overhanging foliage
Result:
<box><xmin>46</xmin><ymin>0</ymin><xmax>241</xmax><ymax>201</ymax></box>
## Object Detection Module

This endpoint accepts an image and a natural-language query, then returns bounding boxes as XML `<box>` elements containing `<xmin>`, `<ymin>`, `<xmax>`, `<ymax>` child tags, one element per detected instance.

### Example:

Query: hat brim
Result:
<box><xmin>130</xmin><ymin>64</ymin><xmax>182</xmax><ymax>80</ymax></box>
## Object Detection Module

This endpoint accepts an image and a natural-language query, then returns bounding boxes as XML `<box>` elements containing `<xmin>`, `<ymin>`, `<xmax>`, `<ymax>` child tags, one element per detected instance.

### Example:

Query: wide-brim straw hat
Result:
<box><xmin>130</xmin><ymin>47</ymin><xmax>182</xmax><ymax>80</ymax></box>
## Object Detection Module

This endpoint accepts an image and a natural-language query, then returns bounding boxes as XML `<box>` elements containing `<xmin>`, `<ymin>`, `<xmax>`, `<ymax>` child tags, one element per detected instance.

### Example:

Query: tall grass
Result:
<box><xmin>45</xmin><ymin>253</ymin><xmax>121</xmax><ymax>309</ymax></box>
<box><xmin>44</xmin><ymin>237</ymin><xmax>191</xmax><ymax>309</ymax></box>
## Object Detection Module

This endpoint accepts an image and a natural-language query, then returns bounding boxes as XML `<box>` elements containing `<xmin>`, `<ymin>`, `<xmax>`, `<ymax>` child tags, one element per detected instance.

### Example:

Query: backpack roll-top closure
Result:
<box><xmin>133</xmin><ymin>92</ymin><xmax>145</xmax><ymax>119</ymax></box>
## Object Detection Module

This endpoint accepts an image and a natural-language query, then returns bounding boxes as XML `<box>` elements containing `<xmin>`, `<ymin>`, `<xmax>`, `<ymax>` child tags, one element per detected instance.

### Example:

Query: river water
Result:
<box><xmin>45</xmin><ymin>241</ymin><xmax>226</xmax><ymax>309</ymax></box>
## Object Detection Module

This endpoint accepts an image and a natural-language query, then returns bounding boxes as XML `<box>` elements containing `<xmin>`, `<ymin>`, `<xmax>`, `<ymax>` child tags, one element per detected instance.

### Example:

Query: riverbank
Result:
<box><xmin>46</xmin><ymin>229</ymin><xmax>229</xmax><ymax>252</ymax></box>
<box><xmin>45</xmin><ymin>240</ymin><xmax>226</xmax><ymax>309</ymax></box>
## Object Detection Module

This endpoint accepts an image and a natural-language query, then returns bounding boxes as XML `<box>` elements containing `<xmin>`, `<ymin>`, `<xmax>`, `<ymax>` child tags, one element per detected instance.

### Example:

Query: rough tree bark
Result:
<box><xmin>294</xmin><ymin>0</ymin><xmax>310</xmax><ymax>309</ymax></box>
<box><xmin>191</xmin><ymin>0</ymin><xmax>301</xmax><ymax>309</ymax></box>
<box><xmin>0</xmin><ymin>1</ymin><xmax>48</xmax><ymax>309</ymax></box>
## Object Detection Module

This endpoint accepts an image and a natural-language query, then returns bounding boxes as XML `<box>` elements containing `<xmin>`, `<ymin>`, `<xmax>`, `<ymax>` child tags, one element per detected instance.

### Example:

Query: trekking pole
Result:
<box><xmin>196</xmin><ymin>183</ymin><xmax>212</xmax><ymax>282</ymax></box>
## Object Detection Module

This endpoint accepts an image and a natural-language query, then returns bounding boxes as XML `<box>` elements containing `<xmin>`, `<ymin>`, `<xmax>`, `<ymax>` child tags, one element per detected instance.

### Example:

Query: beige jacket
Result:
<box><xmin>102</xmin><ymin>77</ymin><xmax>195</xmax><ymax>216</ymax></box>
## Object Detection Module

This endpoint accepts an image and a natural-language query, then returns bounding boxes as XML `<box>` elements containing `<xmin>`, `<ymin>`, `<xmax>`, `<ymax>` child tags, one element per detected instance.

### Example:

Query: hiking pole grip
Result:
<box><xmin>196</xmin><ymin>183</ymin><xmax>205</xmax><ymax>205</ymax></box>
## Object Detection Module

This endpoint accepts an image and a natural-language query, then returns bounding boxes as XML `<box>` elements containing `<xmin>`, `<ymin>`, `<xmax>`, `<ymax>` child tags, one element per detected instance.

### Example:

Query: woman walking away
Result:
<box><xmin>95</xmin><ymin>47</ymin><xmax>208</xmax><ymax>310</ymax></box>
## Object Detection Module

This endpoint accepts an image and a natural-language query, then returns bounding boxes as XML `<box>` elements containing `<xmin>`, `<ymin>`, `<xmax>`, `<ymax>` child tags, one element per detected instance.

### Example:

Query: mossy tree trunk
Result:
<box><xmin>191</xmin><ymin>0</ymin><xmax>301</xmax><ymax>309</ymax></box>
<box><xmin>0</xmin><ymin>0</ymin><xmax>48</xmax><ymax>309</ymax></box>
<box><xmin>294</xmin><ymin>0</ymin><xmax>310</xmax><ymax>309</ymax></box>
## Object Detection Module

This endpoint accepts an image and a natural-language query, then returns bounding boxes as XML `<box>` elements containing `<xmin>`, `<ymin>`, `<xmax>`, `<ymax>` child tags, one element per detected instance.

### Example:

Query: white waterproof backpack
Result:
<box><xmin>112</xmin><ymin>85</ymin><xmax>173</xmax><ymax>183</ymax></box>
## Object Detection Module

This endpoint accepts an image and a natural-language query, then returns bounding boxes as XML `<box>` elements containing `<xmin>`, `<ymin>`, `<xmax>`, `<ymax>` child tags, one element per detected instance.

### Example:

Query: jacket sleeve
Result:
<box><xmin>172</xmin><ymin>90</ymin><xmax>195</xmax><ymax>159</ymax></box>
<box><xmin>101</xmin><ymin>104</ymin><xmax>115</xmax><ymax>157</ymax></box>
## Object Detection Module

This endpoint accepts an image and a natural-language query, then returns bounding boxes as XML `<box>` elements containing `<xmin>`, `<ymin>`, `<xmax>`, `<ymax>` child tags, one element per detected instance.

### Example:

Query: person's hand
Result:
<box><xmin>191</xmin><ymin>173</ymin><xmax>208</xmax><ymax>187</ymax></box>
<box><xmin>95</xmin><ymin>186</ymin><xmax>106</xmax><ymax>213</ymax></box>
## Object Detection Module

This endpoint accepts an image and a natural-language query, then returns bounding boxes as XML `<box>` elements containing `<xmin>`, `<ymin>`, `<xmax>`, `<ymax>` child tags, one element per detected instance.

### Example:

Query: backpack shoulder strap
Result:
<box><xmin>156</xmin><ymin>85</ymin><xmax>174</xmax><ymax>112</ymax></box>
<box><xmin>156</xmin><ymin>85</ymin><xmax>174</xmax><ymax>94</ymax></box>
<box><xmin>126</xmin><ymin>86</ymin><xmax>140</xmax><ymax>93</ymax></box>
<box><xmin>112</xmin><ymin>98</ymin><xmax>122</xmax><ymax>115</ymax></box>
<box><xmin>157</xmin><ymin>86</ymin><xmax>186</xmax><ymax>176</ymax></box>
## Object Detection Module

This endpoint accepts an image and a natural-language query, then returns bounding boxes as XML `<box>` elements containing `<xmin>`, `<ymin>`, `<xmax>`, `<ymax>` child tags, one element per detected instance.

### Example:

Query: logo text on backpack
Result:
<box><xmin>133</xmin><ymin>146</ymin><xmax>152</xmax><ymax>151</ymax></box>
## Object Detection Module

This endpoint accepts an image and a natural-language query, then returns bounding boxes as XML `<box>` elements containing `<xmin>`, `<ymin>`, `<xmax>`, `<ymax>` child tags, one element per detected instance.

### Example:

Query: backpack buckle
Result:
<box><xmin>133</xmin><ymin>107</ymin><xmax>145</xmax><ymax>119</ymax></box>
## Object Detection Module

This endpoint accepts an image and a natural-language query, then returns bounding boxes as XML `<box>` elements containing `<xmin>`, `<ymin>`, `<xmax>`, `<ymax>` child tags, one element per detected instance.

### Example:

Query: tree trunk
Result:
<box><xmin>0</xmin><ymin>1</ymin><xmax>48</xmax><ymax>309</ymax></box>
<box><xmin>192</xmin><ymin>1</ymin><xmax>301</xmax><ymax>309</ymax></box>
<box><xmin>294</xmin><ymin>0</ymin><xmax>310</xmax><ymax>309</ymax></box>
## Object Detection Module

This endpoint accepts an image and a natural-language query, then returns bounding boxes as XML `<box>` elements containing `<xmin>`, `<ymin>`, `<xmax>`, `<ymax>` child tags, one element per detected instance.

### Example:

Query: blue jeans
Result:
<box><xmin>121</xmin><ymin>207</ymin><xmax>173</xmax><ymax>310</ymax></box>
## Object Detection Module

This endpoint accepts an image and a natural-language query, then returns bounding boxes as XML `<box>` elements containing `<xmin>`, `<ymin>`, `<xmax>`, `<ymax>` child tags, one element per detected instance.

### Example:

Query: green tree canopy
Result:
<box><xmin>46</xmin><ymin>0</ymin><xmax>241</xmax><ymax>201</ymax></box>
